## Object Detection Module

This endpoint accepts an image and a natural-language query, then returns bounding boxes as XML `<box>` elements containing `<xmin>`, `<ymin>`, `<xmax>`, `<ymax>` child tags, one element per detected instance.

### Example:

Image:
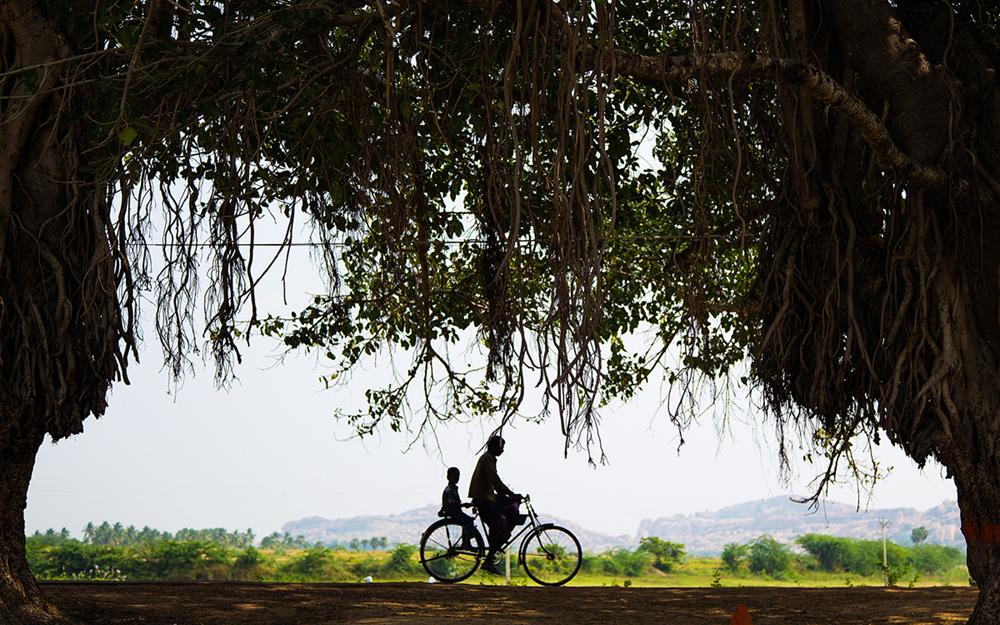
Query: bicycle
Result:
<box><xmin>419</xmin><ymin>494</ymin><xmax>582</xmax><ymax>586</ymax></box>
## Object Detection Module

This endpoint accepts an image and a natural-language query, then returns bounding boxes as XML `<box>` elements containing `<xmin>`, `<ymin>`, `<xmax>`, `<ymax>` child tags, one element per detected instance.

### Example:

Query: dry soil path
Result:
<box><xmin>43</xmin><ymin>582</ymin><xmax>979</xmax><ymax>624</ymax></box>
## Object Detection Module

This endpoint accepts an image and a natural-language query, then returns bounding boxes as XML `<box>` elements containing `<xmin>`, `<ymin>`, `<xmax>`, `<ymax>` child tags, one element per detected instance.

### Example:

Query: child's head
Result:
<box><xmin>447</xmin><ymin>466</ymin><xmax>460</xmax><ymax>484</ymax></box>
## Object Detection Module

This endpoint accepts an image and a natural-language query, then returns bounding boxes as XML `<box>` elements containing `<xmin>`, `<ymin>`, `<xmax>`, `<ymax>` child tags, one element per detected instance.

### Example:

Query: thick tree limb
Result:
<box><xmin>827</xmin><ymin>0</ymin><xmax>954</xmax><ymax>165</ymax></box>
<box><xmin>452</xmin><ymin>0</ymin><xmax>948</xmax><ymax>188</ymax></box>
<box><xmin>613</xmin><ymin>51</ymin><xmax>948</xmax><ymax>188</ymax></box>
<box><xmin>0</xmin><ymin>1</ymin><xmax>67</xmax><ymax>259</ymax></box>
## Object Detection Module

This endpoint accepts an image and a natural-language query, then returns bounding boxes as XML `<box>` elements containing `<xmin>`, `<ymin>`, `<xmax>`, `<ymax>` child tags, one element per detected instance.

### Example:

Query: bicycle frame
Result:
<box><xmin>472</xmin><ymin>495</ymin><xmax>543</xmax><ymax>555</ymax></box>
<box><xmin>422</xmin><ymin>494</ymin><xmax>581</xmax><ymax>585</ymax></box>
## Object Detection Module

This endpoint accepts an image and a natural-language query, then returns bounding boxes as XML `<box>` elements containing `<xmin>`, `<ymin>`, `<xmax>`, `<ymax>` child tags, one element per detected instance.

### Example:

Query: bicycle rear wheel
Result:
<box><xmin>520</xmin><ymin>524</ymin><xmax>582</xmax><ymax>586</ymax></box>
<box><xmin>419</xmin><ymin>519</ymin><xmax>484</xmax><ymax>583</ymax></box>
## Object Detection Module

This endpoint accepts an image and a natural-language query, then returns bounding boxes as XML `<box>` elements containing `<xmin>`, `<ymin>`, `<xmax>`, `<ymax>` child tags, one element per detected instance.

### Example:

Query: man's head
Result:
<box><xmin>487</xmin><ymin>435</ymin><xmax>505</xmax><ymax>456</ymax></box>
<box><xmin>447</xmin><ymin>466</ymin><xmax>460</xmax><ymax>484</ymax></box>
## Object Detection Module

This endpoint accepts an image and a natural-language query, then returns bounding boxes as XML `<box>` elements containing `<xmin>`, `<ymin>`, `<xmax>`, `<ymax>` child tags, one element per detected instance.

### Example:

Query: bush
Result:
<box><xmin>583</xmin><ymin>548</ymin><xmax>653</xmax><ymax>577</ymax></box>
<box><xmin>797</xmin><ymin>534</ymin><xmax>854</xmax><ymax>572</ymax></box>
<box><xmin>235</xmin><ymin>546</ymin><xmax>264</xmax><ymax>568</ymax></box>
<box><xmin>720</xmin><ymin>543</ymin><xmax>748</xmax><ymax>572</ymax></box>
<box><xmin>233</xmin><ymin>547</ymin><xmax>268</xmax><ymax>580</ymax></box>
<box><xmin>349</xmin><ymin>553</ymin><xmax>382</xmax><ymax>578</ymax></box>
<box><xmin>910</xmin><ymin>544</ymin><xmax>965</xmax><ymax>574</ymax></box>
<box><xmin>885</xmin><ymin>561</ymin><xmax>917</xmax><ymax>587</ymax></box>
<box><xmin>136</xmin><ymin>541</ymin><xmax>234</xmax><ymax>580</ymax></box>
<box><xmin>747</xmin><ymin>536</ymin><xmax>793</xmax><ymax>578</ymax></box>
<box><xmin>382</xmin><ymin>544</ymin><xmax>421</xmax><ymax>576</ymax></box>
<box><xmin>279</xmin><ymin>547</ymin><xmax>347</xmax><ymax>581</ymax></box>
<box><xmin>797</xmin><ymin>534</ymin><xmax>959</xmax><ymax>577</ymax></box>
<box><xmin>31</xmin><ymin>540</ymin><xmax>238</xmax><ymax>581</ymax></box>
<box><xmin>29</xmin><ymin>542</ymin><xmax>95</xmax><ymax>579</ymax></box>
<box><xmin>637</xmin><ymin>537</ymin><xmax>686</xmax><ymax>572</ymax></box>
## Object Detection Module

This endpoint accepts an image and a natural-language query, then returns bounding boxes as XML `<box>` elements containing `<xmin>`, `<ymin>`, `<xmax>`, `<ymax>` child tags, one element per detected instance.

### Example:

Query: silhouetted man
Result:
<box><xmin>469</xmin><ymin>435</ymin><xmax>521</xmax><ymax>575</ymax></box>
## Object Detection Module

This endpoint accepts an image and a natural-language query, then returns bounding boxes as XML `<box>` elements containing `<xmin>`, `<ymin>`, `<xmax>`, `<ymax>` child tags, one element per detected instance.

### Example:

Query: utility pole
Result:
<box><xmin>879</xmin><ymin>518</ymin><xmax>891</xmax><ymax>587</ymax></box>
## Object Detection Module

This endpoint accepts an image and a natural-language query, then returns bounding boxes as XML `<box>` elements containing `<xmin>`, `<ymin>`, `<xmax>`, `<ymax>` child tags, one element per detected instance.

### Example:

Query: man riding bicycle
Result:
<box><xmin>468</xmin><ymin>435</ymin><xmax>523</xmax><ymax>575</ymax></box>
<box><xmin>420</xmin><ymin>444</ymin><xmax>582</xmax><ymax>585</ymax></box>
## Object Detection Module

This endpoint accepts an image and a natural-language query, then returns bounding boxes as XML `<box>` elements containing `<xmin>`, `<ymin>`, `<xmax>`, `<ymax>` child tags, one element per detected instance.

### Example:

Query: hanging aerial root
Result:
<box><xmin>613</xmin><ymin>51</ymin><xmax>948</xmax><ymax>189</ymax></box>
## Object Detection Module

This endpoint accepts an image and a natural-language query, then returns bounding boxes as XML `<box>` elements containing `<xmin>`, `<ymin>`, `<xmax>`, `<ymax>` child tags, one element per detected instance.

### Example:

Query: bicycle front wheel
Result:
<box><xmin>419</xmin><ymin>519</ymin><xmax>484</xmax><ymax>583</ymax></box>
<box><xmin>520</xmin><ymin>524</ymin><xmax>582</xmax><ymax>586</ymax></box>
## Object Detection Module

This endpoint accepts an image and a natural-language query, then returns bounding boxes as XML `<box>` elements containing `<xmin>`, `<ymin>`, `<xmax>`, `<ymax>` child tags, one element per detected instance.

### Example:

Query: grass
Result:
<box><xmin>548</xmin><ymin>557</ymin><xmax>969</xmax><ymax>589</ymax></box>
<box><xmin>258</xmin><ymin>549</ymin><xmax>971</xmax><ymax>588</ymax></box>
<box><xmin>30</xmin><ymin>539</ymin><xmax>970</xmax><ymax>588</ymax></box>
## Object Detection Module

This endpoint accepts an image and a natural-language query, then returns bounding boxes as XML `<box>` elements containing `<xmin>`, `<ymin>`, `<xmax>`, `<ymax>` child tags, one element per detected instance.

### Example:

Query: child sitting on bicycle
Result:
<box><xmin>440</xmin><ymin>466</ymin><xmax>476</xmax><ymax>549</ymax></box>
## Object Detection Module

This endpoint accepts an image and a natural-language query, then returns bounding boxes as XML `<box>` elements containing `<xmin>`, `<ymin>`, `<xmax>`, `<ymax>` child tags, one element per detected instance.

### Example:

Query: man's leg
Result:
<box><xmin>476</xmin><ymin>500</ymin><xmax>503</xmax><ymax>572</ymax></box>
<box><xmin>498</xmin><ymin>496</ymin><xmax>516</xmax><ymax>531</ymax></box>
<box><xmin>493</xmin><ymin>514</ymin><xmax>511</xmax><ymax>550</ymax></box>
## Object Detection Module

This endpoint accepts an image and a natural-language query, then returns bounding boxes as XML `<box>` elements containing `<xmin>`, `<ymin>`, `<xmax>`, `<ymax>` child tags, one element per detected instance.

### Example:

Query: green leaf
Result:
<box><xmin>118</xmin><ymin>126</ymin><xmax>138</xmax><ymax>147</ymax></box>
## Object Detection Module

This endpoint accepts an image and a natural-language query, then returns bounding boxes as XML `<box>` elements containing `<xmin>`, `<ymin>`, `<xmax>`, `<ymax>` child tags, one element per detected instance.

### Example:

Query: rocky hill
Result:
<box><xmin>636</xmin><ymin>496</ymin><xmax>962</xmax><ymax>555</ymax></box>
<box><xmin>282</xmin><ymin>505</ymin><xmax>632</xmax><ymax>552</ymax></box>
<box><xmin>283</xmin><ymin>496</ymin><xmax>962</xmax><ymax>555</ymax></box>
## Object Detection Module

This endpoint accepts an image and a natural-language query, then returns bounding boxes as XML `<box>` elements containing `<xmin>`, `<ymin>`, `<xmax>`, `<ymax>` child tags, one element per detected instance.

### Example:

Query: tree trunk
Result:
<box><xmin>818</xmin><ymin>5</ymin><xmax>1000</xmax><ymax>621</ymax></box>
<box><xmin>0</xmin><ymin>4</ymin><xmax>124</xmax><ymax>623</ymax></box>
<box><xmin>0</xmin><ymin>428</ymin><xmax>71</xmax><ymax>624</ymax></box>
<box><xmin>955</xmin><ymin>465</ymin><xmax>1000</xmax><ymax>625</ymax></box>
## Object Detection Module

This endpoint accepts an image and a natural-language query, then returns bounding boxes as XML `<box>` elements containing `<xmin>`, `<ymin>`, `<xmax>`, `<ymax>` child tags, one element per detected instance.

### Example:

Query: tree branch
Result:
<box><xmin>826</xmin><ymin>0</ymin><xmax>954</xmax><ymax>165</ymax></box>
<box><xmin>452</xmin><ymin>0</ymin><xmax>948</xmax><ymax>188</ymax></box>
<box><xmin>612</xmin><ymin>51</ymin><xmax>948</xmax><ymax>188</ymax></box>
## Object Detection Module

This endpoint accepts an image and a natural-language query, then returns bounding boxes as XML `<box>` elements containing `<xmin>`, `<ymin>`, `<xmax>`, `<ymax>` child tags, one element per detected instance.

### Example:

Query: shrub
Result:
<box><xmin>747</xmin><ymin>536</ymin><xmax>793</xmax><ymax>578</ymax></box>
<box><xmin>233</xmin><ymin>546</ymin><xmax>268</xmax><ymax>580</ymax></box>
<box><xmin>29</xmin><ymin>542</ymin><xmax>93</xmax><ymax>579</ymax></box>
<box><xmin>136</xmin><ymin>541</ymin><xmax>233</xmax><ymax>580</ymax></box>
<box><xmin>711</xmin><ymin>568</ymin><xmax>723</xmax><ymax>587</ymax></box>
<box><xmin>720</xmin><ymin>543</ymin><xmax>748</xmax><ymax>572</ymax></box>
<box><xmin>797</xmin><ymin>534</ymin><xmax>853</xmax><ymax>572</ymax></box>
<box><xmin>349</xmin><ymin>554</ymin><xmax>382</xmax><ymax>578</ymax></box>
<box><xmin>796</xmin><ymin>534</ymin><xmax>965</xmax><ymax>581</ymax></box>
<box><xmin>235</xmin><ymin>546</ymin><xmax>264</xmax><ymax>568</ymax></box>
<box><xmin>279</xmin><ymin>547</ymin><xmax>347</xmax><ymax>581</ymax></box>
<box><xmin>382</xmin><ymin>544</ymin><xmax>421</xmax><ymax>576</ymax></box>
<box><xmin>637</xmin><ymin>537</ymin><xmax>686</xmax><ymax>572</ymax></box>
<box><xmin>886</xmin><ymin>562</ymin><xmax>916</xmax><ymax>587</ymax></box>
<box><xmin>609</xmin><ymin>548</ymin><xmax>653</xmax><ymax>577</ymax></box>
<box><xmin>910</xmin><ymin>544</ymin><xmax>965</xmax><ymax>574</ymax></box>
<box><xmin>797</xmin><ymin>534</ymin><xmax>916</xmax><ymax>577</ymax></box>
<box><xmin>583</xmin><ymin>548</ymin><xmax>653</xmax><ymax>577</ymax></box>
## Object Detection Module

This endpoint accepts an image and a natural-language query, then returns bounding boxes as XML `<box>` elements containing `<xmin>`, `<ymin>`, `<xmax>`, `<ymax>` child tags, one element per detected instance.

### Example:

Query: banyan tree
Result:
<box><xmin>2</xmin><ymin>0</ymin><xmax>999</xmax><ymax>622</ymax></box>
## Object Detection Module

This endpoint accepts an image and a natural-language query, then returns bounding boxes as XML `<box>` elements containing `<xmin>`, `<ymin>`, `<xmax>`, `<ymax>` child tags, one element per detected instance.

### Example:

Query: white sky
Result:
<box><xmin>24</xmin><ymin>246</ymin><xmax>957</xmax><ymax>540</ymax></box>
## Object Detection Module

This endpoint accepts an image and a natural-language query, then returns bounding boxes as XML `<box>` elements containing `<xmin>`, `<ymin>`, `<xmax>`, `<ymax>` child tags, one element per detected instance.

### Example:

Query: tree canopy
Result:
<box><xmin>4</xmin><ymin>0</ymin><xmax>1000</xmax><ymax>623</ymax></box>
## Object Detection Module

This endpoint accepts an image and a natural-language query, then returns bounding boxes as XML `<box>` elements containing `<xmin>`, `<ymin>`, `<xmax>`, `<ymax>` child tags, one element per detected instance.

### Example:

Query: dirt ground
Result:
<box><xmin>44</xmin><ymin>582</ymin><xmax>979</xmax><ymax>625</ymax></box>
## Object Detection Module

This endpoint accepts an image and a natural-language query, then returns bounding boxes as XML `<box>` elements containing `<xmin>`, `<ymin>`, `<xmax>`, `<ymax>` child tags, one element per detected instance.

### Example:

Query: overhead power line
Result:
<box><xmin>143</xmin><ymin>233</ymin><xmax>722</xmax><ymax>248</ymax></box>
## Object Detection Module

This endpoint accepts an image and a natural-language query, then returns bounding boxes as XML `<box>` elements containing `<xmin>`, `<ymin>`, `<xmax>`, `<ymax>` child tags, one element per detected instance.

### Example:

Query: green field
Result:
<box><xmin>464</xmin><ymin>554</ymin><xmax>969</xmax><ymax>588</ymax></box>
<box><xmin>564</xmin><ymin>556</ymin><xmax>970</xmax><ymax>588</ymax></box>
<box><xmin>26</xmin><ymin>537</ymin><xmax>971</xmax><ymax>587</ymax></box>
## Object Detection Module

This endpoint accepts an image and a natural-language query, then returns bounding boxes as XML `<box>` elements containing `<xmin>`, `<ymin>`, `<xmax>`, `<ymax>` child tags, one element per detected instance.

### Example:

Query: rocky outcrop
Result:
<box><xmin>637</xmin><ymin>496</ymin><xmax>962</xmax><ymax>555</ymax></box>
<box><xmin>283</xmin><ymin>496</ymin><xmax>962</xmax><ymax>555</ymax></box>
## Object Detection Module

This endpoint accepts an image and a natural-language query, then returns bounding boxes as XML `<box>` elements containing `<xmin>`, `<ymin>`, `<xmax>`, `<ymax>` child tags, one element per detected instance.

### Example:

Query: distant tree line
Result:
<box><xmin>347</xmin><ymin>537</ymin><xmax>390</xmax><ymax>551</ymax></box>
<box><xmin>580</xmin><ymin>537</ymin><xmax>686</xmax><ymax>577</ymax></box>
<box><xmin>27</xmin><ymin>526</ymin><xmax>965</xmax><ymax>586</ymax></box>
<box><xmin>31</xmin><ymin>524</ymin><xmax>393</xmax><ymax>552</ymax></box>
<box><xmin>719</xmin><ymin>534</ymin><xmax>965</xmax><ymax>583</ymax></box>
<box><xmin>258</xmin><ymin>533</ymin><xmax>390</xmax><ymax>551</ymax></box>
<box><xmin>258</xmin><ymin>532</ymin><xmax>319</xmax><ymax>550</ymax></box>
<box><xmin>26</xmin><ymin>534</ymin><xmax>423</xmax><ymax>582</ymax></box>
<box><xmin>62</xmin><ymin>522</ymin><xmax>257</xmax><ymax>548</ymax></box>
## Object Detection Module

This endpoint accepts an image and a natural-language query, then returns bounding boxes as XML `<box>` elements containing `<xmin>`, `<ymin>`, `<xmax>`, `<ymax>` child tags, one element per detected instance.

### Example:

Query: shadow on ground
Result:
<box><xmin>43</xmin><ymin>582</ymin><xmax>977</xmax><ymax>624</ymax></box>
